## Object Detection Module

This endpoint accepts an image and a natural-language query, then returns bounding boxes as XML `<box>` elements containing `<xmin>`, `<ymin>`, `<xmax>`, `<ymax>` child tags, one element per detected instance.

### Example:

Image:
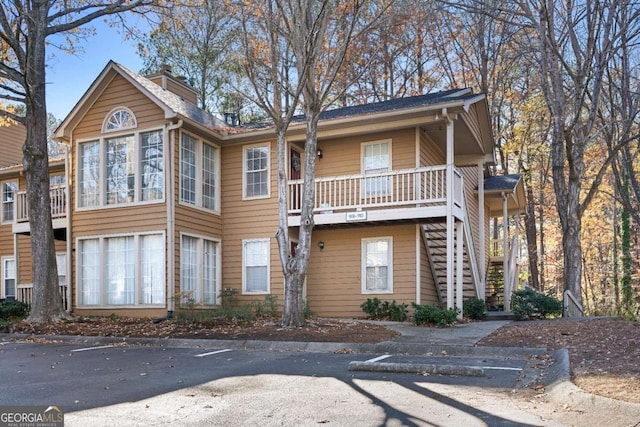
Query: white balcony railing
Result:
<box><xmin>15</xmin><ymin>186</ymin><xmax>67</xmax><ymax>223</ymax></box>
<box><xmin>17</xmin><ymin>283</ymin><xmax>69</xmax><ymax>311</ymax></box>
<box><xmin>288</xmin><ymin>166</ymin><xmax>462</xmax><ymax>214</ymax></box>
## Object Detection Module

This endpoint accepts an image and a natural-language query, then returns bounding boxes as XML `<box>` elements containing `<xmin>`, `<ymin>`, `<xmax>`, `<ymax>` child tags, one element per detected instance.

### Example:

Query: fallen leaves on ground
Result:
<box><xmin>477</xmin><ymin>317</ymin><xmax>640</xmax><ymax>404</ymax></box>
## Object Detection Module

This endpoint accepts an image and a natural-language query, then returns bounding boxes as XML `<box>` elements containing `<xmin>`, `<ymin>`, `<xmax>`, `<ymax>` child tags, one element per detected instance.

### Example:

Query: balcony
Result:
<box><xmin>288</xmin><ymin>166</ymin><xmax>464</xmax><ymax>226</ymax></box>
<box><xmin>12</xmin><ymin>186</ymin><xmax>68</xmax><ymax>235</ymax></box>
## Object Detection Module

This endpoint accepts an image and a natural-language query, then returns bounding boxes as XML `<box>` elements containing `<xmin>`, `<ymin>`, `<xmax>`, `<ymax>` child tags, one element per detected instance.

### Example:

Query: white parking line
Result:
<box><xmin>194</xmin><ymin>349</ymin><xmax>233</xmax><ymax>358</ymax></box>
<box><xmin>364</xmin><ymin>354</ymin><xmax>392</xmax><ymax>363</ymax></box>
<box><xmin>483</xmin><ymin>366</ymin><xmax>523</xmax><ymax>371</ymax></box>
<box><xmin>71</xmin><ymin>345</ymin><xmax>115</xmax><ymax>353</ymax></box>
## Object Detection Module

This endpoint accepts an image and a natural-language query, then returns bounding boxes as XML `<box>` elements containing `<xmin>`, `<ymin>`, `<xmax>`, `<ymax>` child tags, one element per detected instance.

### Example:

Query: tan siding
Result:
<box><xmin>420</xmin><ymin>132</ymin><xmax>445</xmax><ymax>166</ymax></box>
<box><xmin>419</xmin><ymin>231</ymin><xmax>438</xmax><ymax>304</ymax></box>
<box><xmin>315</xmin><ymin>129</ymin><xmax>417</xmax><ymax>179</ymax></box>
<box><xmin>73</xmin><ymin>74</ymin><xmax>166</xmax><ymax>139</ymax></box>
<box><xmin>460</xmin><ymin>166</ymin><xmax>481</xmax><ymax>258</ymax></box>
<box><xmin>72</xmin><ymin>204</ymin><xmax>167</xmax><ymax>237</ymax></box>
<box><xmin>165</xmin><ymin>80</ymin><xmax>198</xmax><ymax>105</ymax></box>
<box><xmin>220</xmin><ymin>140</ymin><xmax>283</xmax><ymax>305</ymax></box>
<box><xmin>0</xmin><ymin>122</ymin><xmax>25</xmax><ymax>167</ymax></box>
<box><xmin>306</xmin><ymin>224</ymin><xmax>417</xmax><ymax>318</ymax></box>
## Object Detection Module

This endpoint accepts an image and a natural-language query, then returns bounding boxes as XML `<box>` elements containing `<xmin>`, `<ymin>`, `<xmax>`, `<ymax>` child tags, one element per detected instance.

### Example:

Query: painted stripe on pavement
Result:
<box><xmin>71</xmin><ymin>345</ymin><xmax>115</xmax><ymax>352</ymax></box>
<box><xmin>365</xmin><ymin>354</ymin><xmax>392</xmax><ymax>363</ymax></box>
<box><xmin>195</xmin><ymin>349</ymin><xmax>233</xmax><ymax>358</ymax></box>
<box><xmin>482</xmin><ymin>366</ymin><xmax>523</xmax><ymax>371</ymax></box>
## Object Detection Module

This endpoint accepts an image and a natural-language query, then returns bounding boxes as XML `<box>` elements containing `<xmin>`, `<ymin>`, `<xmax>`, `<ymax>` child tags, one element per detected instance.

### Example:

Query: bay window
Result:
<box><xmin>180</xmin><ymin>235</ymin><xmax>220</xmax><ymax>305</ymax></box>
<box><xmin>180</xmin><ymin>133</ymin><xmax>219</xmax><ymax>211</ymax></box>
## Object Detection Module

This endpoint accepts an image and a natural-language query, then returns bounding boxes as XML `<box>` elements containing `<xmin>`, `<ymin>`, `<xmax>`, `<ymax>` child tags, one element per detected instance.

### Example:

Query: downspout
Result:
<box><xmin>64</xmin><ymin>142</ymin><xmax>71</xmax><ymax>312</ymax></box>
<box><xmin>165</xmin><ymin>120</ymin><xmax>182</xmax><ymax>318</ymax></box>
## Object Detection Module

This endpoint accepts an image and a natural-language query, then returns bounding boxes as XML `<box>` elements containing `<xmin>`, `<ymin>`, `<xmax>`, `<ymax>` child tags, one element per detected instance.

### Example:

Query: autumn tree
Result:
<box><xmin>137</xmin><ymin>0</ymin><xmax>232</xmax><ymax>113</ymax></box>
<box><xmin>0</xmin><ymin>0</ymin><xmax>155</xmax><ymax>323</ymax></box>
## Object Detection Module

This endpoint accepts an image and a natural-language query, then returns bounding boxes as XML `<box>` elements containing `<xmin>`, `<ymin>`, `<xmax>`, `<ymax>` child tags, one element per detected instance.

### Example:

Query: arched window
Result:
<box><xmin>103</xmin><ymin>107</ymin><xmax>137</xmax><ymax>132</ymax></box>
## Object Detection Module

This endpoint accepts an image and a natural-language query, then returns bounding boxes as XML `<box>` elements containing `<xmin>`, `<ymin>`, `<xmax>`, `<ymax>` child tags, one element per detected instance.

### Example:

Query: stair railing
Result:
<box><xmin>503</xmin><ymin>235</ymin><xmax>519</xmax><ymax>311</ymax></box>
<box><xmin>460</xmin><ymin>186</ymin><xmax>482</xmax><ymax>298</ymax></box>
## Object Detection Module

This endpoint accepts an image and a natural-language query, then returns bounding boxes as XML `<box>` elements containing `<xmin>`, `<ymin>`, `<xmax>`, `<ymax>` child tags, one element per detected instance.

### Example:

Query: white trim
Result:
<box><xmin>178</xmin><ymin>131</ymin><xmax>221</xmax><ymax>214</ymax></box>
<box><xmin>242</xmin><ymin>238</ymin><xmax>271</xmax><ymax>295</ymax></box>
<box><xmin>242</xmin><ymin>142</ymin><xmax>271</xmax><ymax>200</ymax></box>
<box><xmin>1</xmin><ymin>179</ymin><xmax>17</xmax><ymax>224</ymax></box>
<box><xmin>361</xmin><ymin>236</ymin><xmax>394</xmax><ymax>294</ymax></box>
<box><xmin>75</xmin><ymin>231</ymin><xmax>166</xmax><ymax>308</ymax></box>
<box><xmin>102</xmin><ymin>106</ymin><xmax>137</xmax><ymax>133</ymax></box>
<box><xmin>361</xmin><ymin>139</ymin><xmax>392</xmax><ymax>198</ymax></box>
<box><xmin>1</xmin><ymin>256</ymin><xmax>16</xmax><ymax>299</ymax></box>
<box><xmin>179</xmin><ymin>232</ymin><xmax>222</xmax><ymax>305</ymax></box>
<box><xmin>415</xmin><ymin>224</ymin><xmax>420</xmax><ymax>305</ymax></box>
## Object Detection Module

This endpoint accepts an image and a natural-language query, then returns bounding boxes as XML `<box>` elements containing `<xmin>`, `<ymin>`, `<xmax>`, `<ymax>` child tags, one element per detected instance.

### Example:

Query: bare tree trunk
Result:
<box><xmin>23</xmin><ymin>1</ymin><xmax>66</xmax><ymax>322</ymax></box>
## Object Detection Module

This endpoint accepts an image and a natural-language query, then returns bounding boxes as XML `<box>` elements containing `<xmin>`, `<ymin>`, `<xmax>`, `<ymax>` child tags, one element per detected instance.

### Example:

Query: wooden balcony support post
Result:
<box><xmin>456</xmin><ymin>220</ymin><xmax>463</xmax><ymax>318</ymax></box>
<box><xmin>444</xmin><ymin>108</ymin><xmax>455</xmax><ymax>310</ymax></box>
<box><xmin>502</xmin><ymin>192</ymin><xmax>509</xmax><ymax>309</ymax></box>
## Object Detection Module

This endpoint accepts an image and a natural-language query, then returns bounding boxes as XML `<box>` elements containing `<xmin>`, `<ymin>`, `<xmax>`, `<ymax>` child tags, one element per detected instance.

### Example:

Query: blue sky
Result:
<box><xmin>46</xmin><ymin>18</ymin><xmax>146</xmax><ymax>120</ymax></box>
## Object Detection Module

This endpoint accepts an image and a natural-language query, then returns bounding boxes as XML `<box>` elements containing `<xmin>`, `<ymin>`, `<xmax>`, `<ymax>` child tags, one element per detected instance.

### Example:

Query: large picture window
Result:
<box><xmin>78</xmin><ymin>233</ymin><xmax>165</xmax><ymax>307</ymax></box>
<box><xmin>180</xmin><ymin>133</ymin><xmax>219</xmax><ymax>211</ymax></box>
<box><xmin>180</xmin><ymin>235</ymin><xmax>220</xmax><ymax>305</ymax></box>
<box><xmin>1</xmin><ymin>181</ymin><xmax>17</xmax><ymax>223</ymax></box>
<box><xmin>243</xmin><ymin>239</ymin><xmax>270</xmax><ymax>294</ymax></box>
<box><xmin>243</xmin><ymin>145</ymin><xmax>270</xmax><ymax>199</ymax></box>
<box><xmin>362</xmin><ymin>237</ymin><xmax>393</xmax><ymax>293</ymax></box>
<box><xmin>77</xmin><ymin>129</ymin><xmax>163</xmax><ymax>208</ymax></box>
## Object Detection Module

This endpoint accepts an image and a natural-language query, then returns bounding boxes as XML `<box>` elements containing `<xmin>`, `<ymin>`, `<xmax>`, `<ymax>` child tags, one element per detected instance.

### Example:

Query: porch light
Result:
<box><xmin>316</xmin><ymin>147</ymin><xmax>323</xmax><ymax>159</ymax></box>
<box><xmin>318</xmin><ymin>241</ymin><xmax>325</xmax><ymax>250</ymax></box>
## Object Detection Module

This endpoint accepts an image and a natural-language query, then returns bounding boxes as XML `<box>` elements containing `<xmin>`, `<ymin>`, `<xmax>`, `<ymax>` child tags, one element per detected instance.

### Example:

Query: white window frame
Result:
<box><xmin>361</xmin><ymin>237</ymin><xmax>393</xmax><ymax>294</ymax></box>
<box><xmin>56</xmin><ymin>252</ymin><xmax>67</xmax><ymax>286</ymax></box>
<box><xmin>76</xmin><ymin>231</ymin><xmax>166</xmax><ymax>308</ymax></box>
<box><xmin>1</xmin><ymin>180</ymin><xmax>17</xmax><ymax>224</ymax></box>
<box><xmin>2</xmin><ymin>257</ymin><xmax>16</xmax><ymax>299</ymax></box>
<box><xmin>361</xmin><ymin>140</ymin><xmax>392</xmax><ymax>197</ymax></box>
<box><xmin>76</xmin><ymin>127</ymin><xmax>165</xmax><ymax>210</ymax></box>
<box><xmin>242</xmin><ymin>238</ymin><xmax>271</xmax><ymax>295</ymax></box>
<box><xmin>102</xmin><ymin>107</ymin><xmax>137</xmax><ymax>133</ymax></box>
<box><xmin>179</xmin><ymin>132</ymin><xmax>221</xmax><ymax>213</ymax></box>
<box><xmin>242</xmin><ymin>143</ymin><xmax>271</xmax><ymax>200</ymax></box>
<box><xmin>180</xmin><ymin>233</ymin><xmax>221</xmax><ymax>305</ymax></box>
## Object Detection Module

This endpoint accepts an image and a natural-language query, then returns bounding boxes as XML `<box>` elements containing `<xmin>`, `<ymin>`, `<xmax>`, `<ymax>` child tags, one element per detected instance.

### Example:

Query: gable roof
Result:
<box><xmin>55</xmin><ymin>61</ymin><xmax>225</xmax><ymax>140</ymax></box>
<box><xmin>482</xmin><ymin>174</ymin><xmax>526</xmax><ymax>215</ymax></box>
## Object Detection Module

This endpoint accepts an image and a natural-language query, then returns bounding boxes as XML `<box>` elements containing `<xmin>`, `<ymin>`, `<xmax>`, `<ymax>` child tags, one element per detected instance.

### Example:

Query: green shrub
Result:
<box><xmin>360</xmin><ymin>298</ymin><xmax>408</xmax><ymax>322</ymax></box>
<box><xmin>0</xmin><ymin>300</ymin><xmax>29</xmax><ymax>320</ymax></box>
<box><xmin>303</xmin><ymin>300</ymin><xmax>314</xmax><ymax>319</ymax></box>
<box><xmin>463</xmin><ymin>297</ymin><xmax>487</xmax><ymax>320</ymax></box>
<box><xmin>511</xmin><ymin>288</ymin><xmax>563</xmax><ymax>320</ymax></box>
<box><xmin>251</xmin><ymin>295</ymin><xmax>279</xmax><ymax>318</ymax></box>
<box><xmin>411</xmin><ymin>303</ymin><xmax>459</xmax><ymax>326</ymax></box>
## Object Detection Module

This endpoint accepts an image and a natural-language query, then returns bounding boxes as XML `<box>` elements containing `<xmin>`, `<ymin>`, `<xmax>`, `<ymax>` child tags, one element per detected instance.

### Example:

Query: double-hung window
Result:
<box><xmin>78</xmin><ymin>233</ymin><xmax>165</xmax><ymax>306</ymax></box>
<box><xmin>77</xmin><ymin>108</ymin><xmax>164</xmax><ymax>208</ymax></box>
<box><xmin>180</xmin><ymin>133</ymin><xmax>219</xmax><ymax>211</ymax></box>
<box><xmin>362</xmin><ymin>141</ymin><xmax>391</xmax><ymax>197</ymax></box>
<box><xmin>243</xmin><ymin>239</ymin><xmax>270</xmax><ymax>294</ymax></box>
<box><xmin>2</xmin><ymin>258</ymin><xmax>16</xmax><ymax>299</ymax></box>
<box><xmin>243</xmin><ymin>145</ymin><xmax>270</xmax><ymax>199</ymax></box>
<box><xmin>362</xmin><ymin>237</ymin><xmax>393</xmax><ymax>293</ymax></box>
<box><xmin>180</xmin><ymin>235</ymin><xmax>220</xmax><ymax>305</ymax></box>
<box><xmin>1</xmin><ymin>181</ymin><xmax>17</xmax><ymax>223</ymax></box>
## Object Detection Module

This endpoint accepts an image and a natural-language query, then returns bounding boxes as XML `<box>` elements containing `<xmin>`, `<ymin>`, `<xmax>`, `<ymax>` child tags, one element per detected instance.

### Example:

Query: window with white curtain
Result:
<box><xmin>243</xmin><ymin>239</ymin><xmax>270</xmax><ymax>294</ymax></box>
<box><xmin>2</xmin><ymin>258</ymin><xmax>16</xmax><ymax>298</ymax></box>
<box><xmin>78</xmin><ymin>129</ymin><xmax>163</xmax><ymax>208</ymax></box>
<box><xmin>78</xmin><ymin>233</ymin><xmax>165</xmax><ymax>306</ymax></box>
<box><xmin>180</xmin><ymin>133</ymin><xmax>219</xmax><ymax>211</ymax></box>
<box><xmin>362</xmin><ymin>237</ymin><xmax>393</xmax><ymax>293</ymax></box>
<box><xmin>180</xmin><ymin>235</ymin><xmax>220</xmax><ymax>305</ymax></box>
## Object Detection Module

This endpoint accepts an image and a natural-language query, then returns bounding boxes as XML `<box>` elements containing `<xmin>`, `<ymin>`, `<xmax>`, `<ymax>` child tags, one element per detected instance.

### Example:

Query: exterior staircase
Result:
<box><xmin>421</xmin><ymin>220</ymin><xmax>479</xmax><ymax>306</ymax></box>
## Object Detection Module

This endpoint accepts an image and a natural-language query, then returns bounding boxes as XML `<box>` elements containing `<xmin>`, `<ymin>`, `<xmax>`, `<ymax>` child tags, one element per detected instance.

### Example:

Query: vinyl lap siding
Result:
<box><xmin>307</xmin><ymin>224</ymin><xmax>417</xmax><ymax>318</ymax></box>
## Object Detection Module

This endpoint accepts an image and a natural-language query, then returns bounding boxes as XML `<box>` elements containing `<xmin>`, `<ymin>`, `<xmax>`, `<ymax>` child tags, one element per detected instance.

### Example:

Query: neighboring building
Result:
<box><xmin>0</xmin><ymin>61</ymin><xmax>524</xmax><ymax>318</ymax></box>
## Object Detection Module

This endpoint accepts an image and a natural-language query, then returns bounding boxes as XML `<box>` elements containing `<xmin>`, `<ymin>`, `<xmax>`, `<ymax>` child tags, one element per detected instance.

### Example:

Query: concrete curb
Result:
<box><xmin>348</xmin><ymin>360</ymin><xmax>485</xmax><ymax>377</ymax></box>
<box><xmin>0</xmin><ymin>332</ymin><xmax>546</xmax><ymax>358</ymax></box>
